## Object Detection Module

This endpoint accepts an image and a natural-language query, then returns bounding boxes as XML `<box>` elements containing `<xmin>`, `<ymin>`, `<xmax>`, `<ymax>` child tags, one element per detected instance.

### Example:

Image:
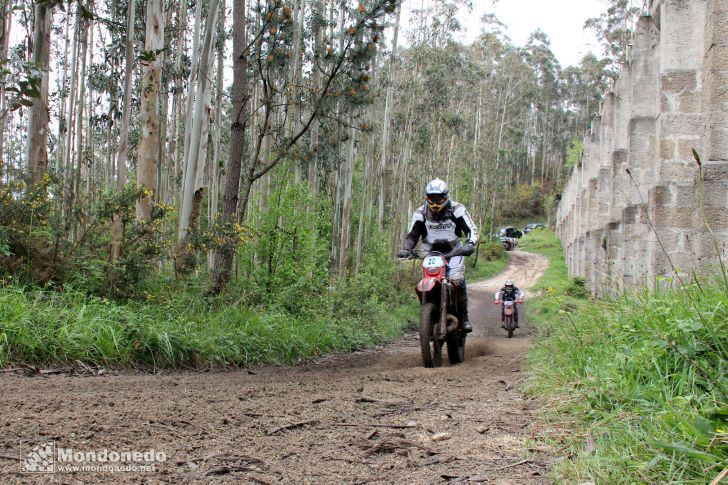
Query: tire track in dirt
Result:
<box><xmin>0</xmin><ymin>251</ymin><xmax>551</xmax><ymax>484</ymax></box>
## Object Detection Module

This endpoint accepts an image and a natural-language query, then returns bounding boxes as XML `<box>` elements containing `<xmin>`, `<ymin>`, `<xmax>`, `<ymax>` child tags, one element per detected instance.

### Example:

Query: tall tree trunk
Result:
<box><xmin>111</xmin><ymin>0</ymin><xmax>136</xmax><ymax>259</ymax></box>
<box><xmin>307</xmin><ymin>0</ymin><xmax>323</xmax><ymax>193</ymax></box>
<box><xmin>85</xmin><ymin>13</ymin><xmax>95</xmax><ymax>197</ymax></box>
<box><xmin>178</xmin><ymin>0</ymin><xmax>220</xmax><ymax>239</ymax></box>
<box><xmin>136</xmin><ymin>0</ymin><xmax>165</xmax><ymax>222</ymax></box>
<box><xmin>190</xmin><ymin>48</ymin><xmax>215</xmax><ymax>230</ymax></box>
<box><xmin>181</xmin><ymin>0</ymin><xmax>203</xmax><ymax>170</ymax></box>
<box><xmin>208</xmin><ymin>0</ymin><xmax>225</xmax><ymax>269</ymax></box>
<box><xmin>211</xmin><ymin>0</ymin><xmax>247</xmax><ymax>294</ymax></box>
<box><xmin>156</xmin><ymin>2</ymin><xmax>173</xmax><ymax>208</ymax></box>
<box><xmin>62</xmin><ymin>9</ymin><xmax>81</xmax><ymax>225</ymax></box>
<box><xmin>25</xmin><ymin>2</ymin><xmax>51</xmax><ymax>185</ymax></box>
<box><xmin>72</xmin><ymin>17</ymin><xmax>89</xmax><ymax>219</ymax></box>
<box><xmin>329</xmin><ymin>2</ymin><xmax>346</xmax><ymax>273</ymax></box>
<box><xmin>168</xmin><ymin>0</ymin><xmax>188</xmax><ymax>207</ymax></box>
<box><xmin>377</xmin><ymin>4</ymin><xmax>399</xmax><ymax>229</ymax></box>
<box><xmin>338</xmin><ymin>112</ymin><xmax>355</xmax><ymax>275</ymax></box>
<box><xmin>290</xmin><ymin>0</ymin><xmax>305</xmax><ymax>182</ymax></box>
<box><xmin>0</xmin><ymin>0</ymin><xmax>12</xmax><ymax>165</ymax></box>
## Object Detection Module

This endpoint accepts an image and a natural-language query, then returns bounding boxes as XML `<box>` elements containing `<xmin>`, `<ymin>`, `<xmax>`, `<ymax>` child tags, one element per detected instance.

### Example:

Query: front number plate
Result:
<box><xmin>423</xmin><ymin>255</ymin><xmax>446</xmax><ymax>269</ymax></box>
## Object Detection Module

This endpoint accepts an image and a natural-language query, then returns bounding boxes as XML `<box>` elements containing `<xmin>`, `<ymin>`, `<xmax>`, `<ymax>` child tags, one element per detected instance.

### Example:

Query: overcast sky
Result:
<box><xmin>400</xmin><ymin>0</ymin><xmax>609</xmax><ymax>68</ymax></box>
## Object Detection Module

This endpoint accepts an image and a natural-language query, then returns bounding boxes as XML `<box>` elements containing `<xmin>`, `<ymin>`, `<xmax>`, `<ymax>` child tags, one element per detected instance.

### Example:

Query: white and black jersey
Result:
<box><xmin>403</xmin><ymin>201</ymin><xmax>479</xmax><ymax>253</ymax></box>
<box><xmin>495</xmin><ymin>286</ymin><xmax>525</xmax><ymax>301</ymax></box>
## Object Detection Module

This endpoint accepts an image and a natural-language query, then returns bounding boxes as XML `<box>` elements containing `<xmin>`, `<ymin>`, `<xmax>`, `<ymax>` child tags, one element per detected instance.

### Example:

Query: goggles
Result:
<box><xmin>426</xmin><ymin>194</ymin><xmax>447</xmax><ymax>205</ymax></box>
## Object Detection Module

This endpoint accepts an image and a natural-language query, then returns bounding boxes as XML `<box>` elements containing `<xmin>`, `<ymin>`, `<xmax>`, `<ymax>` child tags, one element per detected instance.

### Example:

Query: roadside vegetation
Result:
<box><xmin>521</xmin><ymin>229</ymin><xmax>727</xmax><ymax>484</ymax></box>
<box><xmin>0</xmin><ymin>183</ymin><xmax>509</xmax><ymax>369</ymax></box>
<box><xmin>0</xmin><ymin>182</ymin><xmax>420</xmax><ymax>369</ymax></box>
<box><xmin>0</xmin><ymin>279</ymin><xmax>415</xmax><ymax>369</ymax></box>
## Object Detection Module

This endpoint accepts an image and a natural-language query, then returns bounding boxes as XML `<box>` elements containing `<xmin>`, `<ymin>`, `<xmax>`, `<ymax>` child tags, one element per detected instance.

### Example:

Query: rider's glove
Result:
<box><xmin>397</xmin><ymin>249</ymin><xmax>412</xmax><ymax>259</ymax></box>
<box><xmin>460</xmin><ymin>241</ymin><xmax>476</xmax><ymax>256</ymax></box>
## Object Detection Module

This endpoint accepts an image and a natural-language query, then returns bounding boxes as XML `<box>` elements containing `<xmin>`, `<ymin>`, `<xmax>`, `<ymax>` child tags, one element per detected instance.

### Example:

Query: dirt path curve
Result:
<box><xmin>0</xmin><ymin>251</ymin><xmax>550</xmax><ymax>484</ymax></box>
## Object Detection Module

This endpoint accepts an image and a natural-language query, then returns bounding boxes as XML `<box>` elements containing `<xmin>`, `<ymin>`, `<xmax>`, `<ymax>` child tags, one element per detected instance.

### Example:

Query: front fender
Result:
<box><xmin>416</xmin><ymin>277</ymin><xmax>438</xmax><ymax>293</ymax></box>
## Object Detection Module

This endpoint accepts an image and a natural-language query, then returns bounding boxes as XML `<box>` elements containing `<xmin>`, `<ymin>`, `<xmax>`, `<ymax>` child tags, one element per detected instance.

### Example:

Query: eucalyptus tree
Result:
<box><xmin>137</xmin><ymin>0</ymin><xmax>166</xmax><ymax>222</ymax></box>
<box><xmin>111</xmin><ymin>0</ymin><xmax>136</xmax><ymax>258</ymax></box>
<box><xmin>178</xmin><ymin>0</ymin><xmax>220</xmax><ymax>239</ymax></box>
<box><xmin>211</xmin><ymin>0</ymin><xmax>399</xmax><ymax>293</ymax></box>
<box><xmin>25</xmin><ymin>0</ymin><xmax>53</xmax><ymax>185</ymax></box>
<box><xmin>0</xmin><ymin>0</ymin><xmax>14</xmax><ymax>162</ymax></box>
<box><xmin>584</xmin><ymin>0</ymin><xmax>640</xmax><ymax>78</ymax></box>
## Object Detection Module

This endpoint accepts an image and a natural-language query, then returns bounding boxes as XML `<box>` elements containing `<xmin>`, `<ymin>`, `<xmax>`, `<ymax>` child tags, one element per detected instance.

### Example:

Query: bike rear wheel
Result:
<box><xmin>420</xmin><ymin>303</ymin><xmax>442</xmax><ymax>368</ymax></box>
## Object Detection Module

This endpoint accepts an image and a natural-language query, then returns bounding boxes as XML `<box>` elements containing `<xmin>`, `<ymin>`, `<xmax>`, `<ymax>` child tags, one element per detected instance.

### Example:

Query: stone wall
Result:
<box><xmin>555</xmin><ymin>0</ymin><xmax>728</xmax><ymax>294</ymax></box>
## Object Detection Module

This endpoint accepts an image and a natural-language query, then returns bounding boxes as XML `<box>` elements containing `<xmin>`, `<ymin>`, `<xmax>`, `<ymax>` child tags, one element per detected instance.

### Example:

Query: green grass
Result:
<box><xmin>518</xmin><ymin>228</ymin><xmax>587</xmax><ymax>320</ymax></box>
<box><xmin>0</xmin><ymin>282</ymin><xmax>417</xmax><ymax>369</ymax></box>
<box><xmin>521</xmin><ymin>229</ymin><xmax>728</xmax><ymax>483</ymax></box>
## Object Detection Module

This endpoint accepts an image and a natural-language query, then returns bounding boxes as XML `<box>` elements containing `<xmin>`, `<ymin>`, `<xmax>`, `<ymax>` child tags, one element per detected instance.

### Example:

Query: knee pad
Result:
<box><xmin>450</xmin><ymin>275</ymin><xmax>465</xmax><ymax>286</ymax></box>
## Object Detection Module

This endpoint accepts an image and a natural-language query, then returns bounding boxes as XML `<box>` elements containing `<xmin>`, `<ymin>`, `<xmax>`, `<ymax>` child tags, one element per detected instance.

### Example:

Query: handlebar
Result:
<box><xmin>397</xmin><ymin>250</ymin><xmax>423</xmax><ymax>261</ymax></box>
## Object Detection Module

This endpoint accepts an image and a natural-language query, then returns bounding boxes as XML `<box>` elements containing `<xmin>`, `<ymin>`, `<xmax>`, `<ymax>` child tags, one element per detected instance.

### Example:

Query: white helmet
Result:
<box><xmin>425</xmin><ymin>178</ymin><xmax>449</xmax><ymax>214</ymax></box>
<box><xmin>425</xmin><ymin>178</ymin><xmax>449</xmax><ymax>196</ymax></box>
<box><xmin>505</xmin><ymin>280</ymin><xmax>514</xmax><ymax>287</ymax></box>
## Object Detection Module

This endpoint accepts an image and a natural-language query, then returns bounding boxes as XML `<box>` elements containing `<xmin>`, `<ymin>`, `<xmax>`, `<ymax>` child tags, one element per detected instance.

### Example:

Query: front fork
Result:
<box><xmin>438</xmin><ymin>281</ymin><xmax>448</xmax><ymax>340</ymax></box>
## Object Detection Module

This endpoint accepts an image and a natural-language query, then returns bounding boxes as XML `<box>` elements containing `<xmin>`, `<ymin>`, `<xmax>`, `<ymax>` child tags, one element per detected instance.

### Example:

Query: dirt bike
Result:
<box><xmin>493</xmin><ymin>296</ymin><xmax>523</xmax><ymax>338</ymax></box>
<box><xmin>403</xmin><ymin>244</ymin><xmax>473</xmax><ymax>368</ymax></box>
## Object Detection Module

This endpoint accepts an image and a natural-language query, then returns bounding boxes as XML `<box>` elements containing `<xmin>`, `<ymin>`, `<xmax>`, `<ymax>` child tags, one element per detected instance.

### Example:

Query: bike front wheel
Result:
<box><xmin>505</xmin><ymin>314</ymin><xmax>514</xmax><ymax>338</ymax></box>
<box><xmin>420</xmin><ymin>303</ymin><xmax>443</xmax><ymax>367</ymax></box>
<box><xmin>446</xmin><ymin>332</ymin><xmax>465</xmax><ymax>363</ymax></box>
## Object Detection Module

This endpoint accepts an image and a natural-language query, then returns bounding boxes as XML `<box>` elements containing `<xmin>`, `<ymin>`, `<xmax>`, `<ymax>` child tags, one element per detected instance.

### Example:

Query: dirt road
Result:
<box><xmin>0</xmin><ymin>251</ymin><xmax>550</xmax><ymax>484</ymax></box>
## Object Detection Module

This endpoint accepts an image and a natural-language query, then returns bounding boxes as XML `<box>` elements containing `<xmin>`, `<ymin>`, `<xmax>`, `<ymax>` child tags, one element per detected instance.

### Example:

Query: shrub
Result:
<box><xmin>479</xmin><ymin>240</ymin><xmax>503</xmax><ymax>262</ymax></box>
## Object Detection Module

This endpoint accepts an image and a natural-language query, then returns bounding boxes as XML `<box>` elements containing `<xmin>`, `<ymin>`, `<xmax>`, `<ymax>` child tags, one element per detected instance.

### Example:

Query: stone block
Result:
<box><xmin>652</xmin><ymin>207</ymin><xmax>696</xmax><ymax>227</ymax></box>
<box><xmin>630</xmin><ymin>117</ymin><xmax>657</xmax><ymax>135</ymax></box>
<box><xmin>660</xmin><ymin>139</ymin><xmax>675</xmax><ymax>159</ymax></box>
<box><xmin>702</xmin><ymin>161</ymin><xmax>728</xmax><ymax>181</ymax></box>
<box><xmin>652</xmin><ymin>185</ymin><xmax>674</xmax><ymax>207</ymax></box>
<box><xmin>599</xmin><ymin>167</ymin><xmax>610</xmax><ymax>181</ymax></box>
<box><xmin>659</xmin><ymin>113</ymin><xmax>703</xmax><ymax>137</ymax></box>
<box><xmin>677</xmin><ymin>92</ymin><xmax>702</xmax><ymax>113</ymax></box>
<box><xmin>677</xmin><ymin>183</ymin><xmax>698</xmax><ymax>207</ymax></box>
<box><xmin>591</xmin><ymin>119</ymin><xmax>602</xmax><ymax>142</ymax></box>
<box><xmin>677</xmin><ymin>139</ymin><xmax>701</xmax><ymax>161</ymax></box>
<box><xmin>624</xmin><ymin>205</ymin><xmax>639</xmax><ymax>224</ymax></box>
<box><xmin>704</xmin><ymin>41</ymin><xmax>728</xmax><ymax>73</ymax></box>
<box><xmin>661</xmin><ymin>70</ymin><xmax>697</xmax><ymax>92</ymax></box>
<box><xmin>702</xmin><ymin>207</ymin><xmax>728</xmax><ymax>229</ymax></box>
<box><xmin>651</xmin><ymin>228</ymin><xmax>680</xmax><ymax>251</ymax></box>
<box><xmin>705</xmin><ymin>8</ymin><xmax>728</xmax><ymax>53</ymax></box>
<box><xmin>705</xmin><ymin>124</ymin><xmax>728</xmax><ymax>161</ymax></box>
<box><xmin>661</xmin><ymin>160</ymin><xmax>698</xmax><ymax>184</ymax></box>
<box><xmin>612</xmin><ymin>149</ymin><xmax>628</xmax><ymax>167</ymax></box>
<box><xmin>708</xmin><ymin>93</ymin><xmax>728</xmax><ymax>110</ymax></box>
<box><xmin>702</xmin><ymin>177</ymin><xmax>728</xmax><ymax>208</ymax></box>
<box><xmin>660</xmin><ymin>0</ymin><xmax>707</xmax><ymax>70</ymax></box>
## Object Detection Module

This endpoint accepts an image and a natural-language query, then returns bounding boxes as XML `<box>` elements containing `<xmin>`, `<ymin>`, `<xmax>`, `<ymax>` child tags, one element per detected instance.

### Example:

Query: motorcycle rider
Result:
<box><xmin>495</xmin><ymin>280</ymin><xmax>525</xmax><ymax>328</ymax></box>
<box><xmin>397</xmin><ymin>178</ymin><xmax>479</xmax><ymax>333</ymax></box>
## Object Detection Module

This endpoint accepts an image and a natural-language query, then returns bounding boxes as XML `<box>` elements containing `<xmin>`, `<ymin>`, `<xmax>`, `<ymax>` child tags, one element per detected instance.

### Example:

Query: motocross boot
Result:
<box><xmin>458</xmin><ymin>282</ymin><xmax>473</xmax><ymax>333</ymax></box>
